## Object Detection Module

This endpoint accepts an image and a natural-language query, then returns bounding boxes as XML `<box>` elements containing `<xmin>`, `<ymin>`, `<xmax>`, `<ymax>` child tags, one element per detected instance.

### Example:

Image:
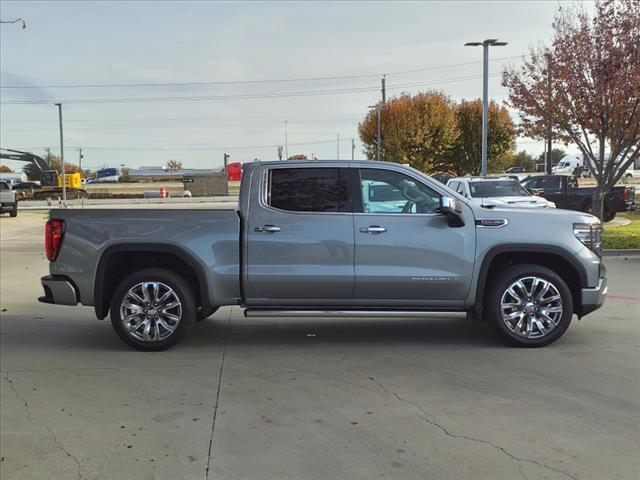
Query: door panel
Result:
<box><xmin>354</xmin><ymin>168</ymin><xmax>475</xmax><ymax>302</ymax></box>
<box><xmin>246</xmin><ymin>167</ymin><xmax>355</xmax><ymax>300</ymax></box>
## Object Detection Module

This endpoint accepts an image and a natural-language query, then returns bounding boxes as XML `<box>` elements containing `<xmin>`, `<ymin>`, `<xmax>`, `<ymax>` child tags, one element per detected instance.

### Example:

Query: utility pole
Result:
<box><xmin>376</xmin><ymin>104</ymin><xmax>381</xmax><ymax>161</ymax></box>
<box><xmin>44</xmin><ymin>147</ymin><xmax>51</xmax><ymax>167</ymax></box>
<box><xmin>78</xmin><ymin>148</ymin><xmax>83</xmax><ymax>172</ymax></box>
<box><xmin>381</xmin><ymin>75</ymin><xmax>386</xmax><ymax>103</ymax></box>
<box><xmin>55</xmin><ymin>103</ymin><xmax>66</xmax><ymax>204</ymax></box>
<box><xmin>546</xmin><ymin>69</ymin><xmax>553</xmax><ymax>174</ymax></box>
<box><xmin>284</xmin><ymin>120</ymin><xmax>288</xmax><ymax>160</ymax></box>
<box><xmin>351</xmin><ymin>138</ymin><xmax>355</xmax><ymax>161</ymax></box>
<box><xmin>223</xmin><ymin>152</ymin><xmax>230</xmax><ymax>195</ymax></box>
<box><xmin>336</xmin><ymin>133</ymin><xmax>340</xmax><ymax>160</ymax></box>
<box><xmin>277</xmin><ymin>145</ymin><xmax>283</xmax><ymax>161</ymax></box>
<box><xmin>367</xmin><ymin>103</ymin><xmax>382</xmax><ymax>161</ymax></box>
<box><xmin>465</xmin><ymin>39</ymin><xmax>507</xmax><ymax>176</ymax></box>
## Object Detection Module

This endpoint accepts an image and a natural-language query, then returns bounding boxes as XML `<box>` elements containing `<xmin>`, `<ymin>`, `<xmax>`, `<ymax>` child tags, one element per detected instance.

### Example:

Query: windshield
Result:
<box><xmin>469</xmin><ymin>180</ymin><xmax>531</xmax><ymax>198</ymax></box>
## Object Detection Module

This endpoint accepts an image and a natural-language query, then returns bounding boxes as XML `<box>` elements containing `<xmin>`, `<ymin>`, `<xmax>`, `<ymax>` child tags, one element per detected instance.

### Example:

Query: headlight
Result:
<box><xmin>573</xmin><ymin>223</ymin><xmax>602</xmax><ymax>255</ymax></box>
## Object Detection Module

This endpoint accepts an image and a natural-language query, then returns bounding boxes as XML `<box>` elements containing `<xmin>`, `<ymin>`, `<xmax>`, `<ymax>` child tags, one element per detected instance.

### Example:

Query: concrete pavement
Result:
<box><xmin>1</xmin><ymin>213</ymin><xmax>639</xmax><ymax>480</ymax></box>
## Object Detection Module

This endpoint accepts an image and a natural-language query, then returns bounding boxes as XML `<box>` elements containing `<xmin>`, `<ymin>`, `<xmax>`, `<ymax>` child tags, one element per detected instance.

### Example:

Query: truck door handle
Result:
<box><xmin>255</xmin><ymin>225</ymin><xmax>281</xmax><ymax>233</ymax></box>
<box><xmin>359</xmin><ymin>225</ymin><xmax>387</xmax><ymax>234</ymax></box>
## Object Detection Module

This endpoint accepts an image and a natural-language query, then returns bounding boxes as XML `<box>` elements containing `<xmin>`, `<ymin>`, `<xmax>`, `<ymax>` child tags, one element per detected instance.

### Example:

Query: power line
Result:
<box><xmin>0</xmin><ymin>112</ymin><xmax>364</xmax><ymax>124</ymax></box>
<box><xmin>3</xmin><ymin>137</ymin><xmax>357</xmax><ymax>152</ymax></box>
<box><xmin>0</xmin><ymin>56</ymin><xmax>520</xmax><ymax>90</ymax></box>
<box><xmin>0</xmin><ymin>73</ymin><xmax>500</xmax><ymax>106</ymax></box>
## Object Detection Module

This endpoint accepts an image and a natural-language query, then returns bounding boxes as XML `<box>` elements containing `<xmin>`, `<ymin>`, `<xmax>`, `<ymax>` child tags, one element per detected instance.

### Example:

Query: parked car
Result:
<box><xmin>0</xmin><ymin>180</ymin><xmax>18</xmax><ymax>217</ymax></box>
<box><xmin>520</xmin><ymin>174</ymin><xmax>635</xmax><ymax>221</ymax></box>
<box><xmin>504</xmin><ymin>166</ymin><xmax>527</xmax><ymax>174</ymax></box>
<box><xmin>446</xmin><ymin>177</ymin><xmax>556</xmax><ymax>209</ymax></box>
<box><xmin>39</xmin><ymin>161</ymin><xmax>606</xmax><ymax>350</ymax></box>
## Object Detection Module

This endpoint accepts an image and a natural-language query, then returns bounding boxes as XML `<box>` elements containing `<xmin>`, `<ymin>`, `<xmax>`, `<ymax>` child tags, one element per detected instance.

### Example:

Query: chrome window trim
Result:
<box><xmin>258</xmin><ymin>167</ymin><xmax>353</xmax><ymax>216</ymax></box>
<box><xmin>257</xmin><ymin>163</ymin><xmax>459</xmax><ymax>218</ymax></box>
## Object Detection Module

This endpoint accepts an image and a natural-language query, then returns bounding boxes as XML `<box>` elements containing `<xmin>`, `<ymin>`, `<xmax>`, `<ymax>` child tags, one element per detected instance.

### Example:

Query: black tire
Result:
<box><xmin>604</xmin><ymin>210</ymin><xmax>616</xmax><ymax>222</ymax></box>
<box><xmin>486</xmin><ymin>264</ymin><xmax>574</xmax><ymax>347</ymax></box>
<box><xmin>9</xmin><ymin>208</ymin><xmax>18</xmax><ymax>217</ymax></box>
<box><xmin>110</xmin><ymin>268</ymin><xmax>196</xmax><ymax>351</ymax></box>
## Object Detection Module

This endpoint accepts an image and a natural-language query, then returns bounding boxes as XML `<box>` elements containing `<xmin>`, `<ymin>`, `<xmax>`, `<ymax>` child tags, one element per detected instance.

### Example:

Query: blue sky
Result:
<box><xmin>0</xmin><ymin>1</ymin><xmax>591</xmax><ymax>171</ymax></box>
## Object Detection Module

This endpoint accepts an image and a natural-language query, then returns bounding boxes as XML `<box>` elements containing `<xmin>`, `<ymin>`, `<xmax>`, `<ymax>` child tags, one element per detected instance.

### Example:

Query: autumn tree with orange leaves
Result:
<box><xmin>359</xmin><ymin>91</ymin><xmax>459</xmax><ymax>172</ymax></box>
<box><xmin>503</xmin><ymin>0</ymin><xmax>640</xmax><ymax>220</ymax></box>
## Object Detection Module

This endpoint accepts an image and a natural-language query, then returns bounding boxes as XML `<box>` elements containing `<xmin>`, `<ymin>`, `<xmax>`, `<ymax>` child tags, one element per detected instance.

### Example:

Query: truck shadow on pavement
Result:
<box><xmin>185</xmin><ymin>315</ymin><xmax>505</xmax><ymax>350</ymax></box>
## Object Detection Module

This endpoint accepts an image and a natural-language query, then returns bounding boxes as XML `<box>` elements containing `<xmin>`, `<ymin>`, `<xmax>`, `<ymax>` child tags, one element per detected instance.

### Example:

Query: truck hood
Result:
<box><xmin>473</xmin><ymin>196</ymin><xmax>554</xmax><ymax>208</ymax></box>
<box><xmin>475</xmin><ymin>204</ymin><xmax>600</xmax><ymax>224</ymax></box>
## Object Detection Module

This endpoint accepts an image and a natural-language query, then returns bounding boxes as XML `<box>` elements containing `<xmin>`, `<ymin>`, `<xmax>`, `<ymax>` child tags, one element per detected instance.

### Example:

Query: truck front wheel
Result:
<box><xmin>486</xmin><ymin>264</ymin><xmax>573</xmax><ymax>347</ymax></box>
<box><xmin>9</xmin><ymin>207</ymin><xmax>17</xmax><ymax>217</ymax></box>
<box><xmin>110</xmin><ymin>268</ymin><xmax>196</xmax><ymax>351</ymax></box>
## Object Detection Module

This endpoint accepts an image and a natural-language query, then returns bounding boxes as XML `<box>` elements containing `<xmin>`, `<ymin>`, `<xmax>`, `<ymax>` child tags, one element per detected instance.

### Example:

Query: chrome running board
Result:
<box><xmin>244</xmin><ymin>309</ymin><xmax>466</xmax><ymax>319</ymax></box>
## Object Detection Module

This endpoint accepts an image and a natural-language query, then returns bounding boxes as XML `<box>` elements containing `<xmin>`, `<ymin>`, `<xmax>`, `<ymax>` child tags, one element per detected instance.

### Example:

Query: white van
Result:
<box><xmin>553</xmin><ymin>153</ymin><xmax>635</xmax><ymax>177</ymax></box>
<box><xmin>552</xmin><ymin>155</ymin><xmax>583</xmax><ymax>174</ymax></box>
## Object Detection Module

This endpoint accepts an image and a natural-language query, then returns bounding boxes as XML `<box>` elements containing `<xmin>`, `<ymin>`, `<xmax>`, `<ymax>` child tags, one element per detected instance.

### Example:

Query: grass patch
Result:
<box><xmin>603</xmin><ymin>210</ymin><xmax>640</xmax><ymax>249</ymax></box>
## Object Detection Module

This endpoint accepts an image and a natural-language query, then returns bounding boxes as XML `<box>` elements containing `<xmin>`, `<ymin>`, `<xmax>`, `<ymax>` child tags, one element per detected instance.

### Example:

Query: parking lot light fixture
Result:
<box><xmin>465</xmin><ymin>39</ymin><xmax>508</xmax><ymax>176</ymax></box>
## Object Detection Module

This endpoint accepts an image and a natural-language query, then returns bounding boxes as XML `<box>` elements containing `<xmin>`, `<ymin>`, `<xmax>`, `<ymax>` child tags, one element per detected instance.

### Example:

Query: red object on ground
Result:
<box><xmin>226</xmin><ymin>162</ymin><xmax>242</xmax><ymax>181</ymax></box>
<box><xmin>159</xmin><ymin>187</ymin><xmax>167</xmax><ymax>198</ymax></box>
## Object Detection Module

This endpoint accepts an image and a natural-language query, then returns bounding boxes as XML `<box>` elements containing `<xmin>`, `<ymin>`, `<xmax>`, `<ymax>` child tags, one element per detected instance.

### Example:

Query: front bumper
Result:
<box><xmin>579</xmin><ymin>276</ymin><xmax>607</xmax><ymax>317</ymax></box>
<box><xmin>39</xmin><ymin>275</ymin><xmax>78</xmax><ymax>306</ymax></box>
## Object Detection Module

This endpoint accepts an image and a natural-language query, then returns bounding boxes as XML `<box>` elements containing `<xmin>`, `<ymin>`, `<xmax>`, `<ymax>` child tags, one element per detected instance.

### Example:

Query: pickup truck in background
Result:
<box><xmin>521</xmin><ymin>175</ymin><xmax>636</xmax><ymax>222</ymax></box>
<box><xmin>0</xmin><ymin>181</ymin><xmax>18</xmax><ymax>217</ymax></box>
<box><xmin>39</xmin><ymin>161</ymin><xmax>607</xmax><ymax>350</ymax></box>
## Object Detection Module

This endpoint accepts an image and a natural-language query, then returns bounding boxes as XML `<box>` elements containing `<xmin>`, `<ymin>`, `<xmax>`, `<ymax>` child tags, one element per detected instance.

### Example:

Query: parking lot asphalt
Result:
<box><xmin>1</xmin><ymin>213</ymin><xmax>639</xmax><ymax>480</ymax></box>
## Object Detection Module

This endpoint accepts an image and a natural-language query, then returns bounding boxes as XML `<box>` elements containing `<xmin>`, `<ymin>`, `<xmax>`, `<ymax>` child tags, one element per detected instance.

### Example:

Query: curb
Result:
<box><xmin>603</xmin><ymin>249</ymin><xmax>640</xmax><ymax>257</ymax></box>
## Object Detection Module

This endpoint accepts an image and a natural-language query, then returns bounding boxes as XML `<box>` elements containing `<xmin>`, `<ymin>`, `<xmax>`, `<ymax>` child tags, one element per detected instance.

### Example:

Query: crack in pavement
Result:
<box><xmin>204</xmin><ymin>309</ymin><xmax>232</xmax><ymax>480</ymax></box>
<box><xmin>367</xmin><ymin>376</ymin><xmax>579</xmax><ymax>480</ymax></box>
<box><xmin>4</xmin><ymin>374</ymin><xmax>83</xmax><ymax>480</ymax></box>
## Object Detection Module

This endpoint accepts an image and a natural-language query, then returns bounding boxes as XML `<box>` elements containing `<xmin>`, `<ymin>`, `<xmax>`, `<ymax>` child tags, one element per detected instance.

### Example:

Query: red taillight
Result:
<box><xmin>45</xmin><ymin>219</ymin><xmax>65</xmax><ymax>261</ymax></box>
<box><xmin>622</xmin><ymin>188</ymin><xmax>628</xmax><ymax>201</ymax></box>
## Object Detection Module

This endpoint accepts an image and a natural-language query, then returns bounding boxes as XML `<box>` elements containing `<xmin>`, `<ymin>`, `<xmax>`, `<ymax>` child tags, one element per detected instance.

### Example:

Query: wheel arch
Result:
<box><xmin>473</xmin><ymin>245</ymin><xmax>587</xmax><ymax>319</ymax></box>
<box><xmin>94</xmin><ymin>243</ymin><xmax>213</xmax><ymax>320</ymax></box>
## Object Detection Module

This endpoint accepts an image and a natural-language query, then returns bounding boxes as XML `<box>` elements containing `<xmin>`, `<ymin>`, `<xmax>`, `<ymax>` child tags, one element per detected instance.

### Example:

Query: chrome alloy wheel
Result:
<box><xmin>119</xmin><ymin>281</ymin><xmax>183</xmax><ymax>342</ymax></box>
<box><xmin>500</xmin><ymin>276</ymin><xmax>564</xmax><ymax>339</ymax></box>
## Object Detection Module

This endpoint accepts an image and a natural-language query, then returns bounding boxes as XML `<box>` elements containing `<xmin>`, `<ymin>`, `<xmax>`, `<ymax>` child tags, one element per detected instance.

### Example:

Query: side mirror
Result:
<box><xmin>439</xmin><ymin>196</ymin><xmax>465</xmax><ymax>227</ymax></box>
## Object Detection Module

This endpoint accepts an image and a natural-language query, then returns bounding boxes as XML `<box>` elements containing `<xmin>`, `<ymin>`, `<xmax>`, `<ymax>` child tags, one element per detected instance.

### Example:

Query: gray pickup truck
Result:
<box><xmin>39</xmin><ymin>161</ymin><xmax>607</xmax><ymax>350</ymax></box>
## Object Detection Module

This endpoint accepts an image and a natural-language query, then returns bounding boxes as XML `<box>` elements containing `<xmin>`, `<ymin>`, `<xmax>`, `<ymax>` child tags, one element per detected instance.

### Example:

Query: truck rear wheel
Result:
<box><xmin>486</xmin><ymin>264</ymin><xmax>573</xmax><ymax>347</ymax></box>
<box><xmin>110</xmin><ymin>268</ymin><xmax>196</xmax><ymax>351</ymax></box>
<box><xmin>9</xmin><ymin>207</ymin><xmax>17</xmax><ymax>217</ymax></box>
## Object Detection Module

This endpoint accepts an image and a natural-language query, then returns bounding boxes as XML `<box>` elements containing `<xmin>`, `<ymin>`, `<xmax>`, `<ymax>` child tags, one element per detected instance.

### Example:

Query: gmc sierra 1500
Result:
<box><xmin>39</xmin><ymin>161</ymin><xmax>607</xmax><ymax>350</ymax></box>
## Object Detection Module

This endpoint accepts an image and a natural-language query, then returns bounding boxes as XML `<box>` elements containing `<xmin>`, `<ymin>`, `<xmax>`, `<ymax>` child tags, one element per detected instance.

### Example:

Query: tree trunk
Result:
<box><xmin>592</xmin><ymin>185</ymin><xmax>605</xmax><ymax>221</ymax></box>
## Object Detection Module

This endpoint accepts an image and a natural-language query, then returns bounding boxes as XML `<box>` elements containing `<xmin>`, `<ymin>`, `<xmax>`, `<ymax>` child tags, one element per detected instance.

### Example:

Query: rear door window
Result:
<box><xmin>268</xmin><ymin>167</ymin><xmax>351</xmax><ymax>213</ymax></box>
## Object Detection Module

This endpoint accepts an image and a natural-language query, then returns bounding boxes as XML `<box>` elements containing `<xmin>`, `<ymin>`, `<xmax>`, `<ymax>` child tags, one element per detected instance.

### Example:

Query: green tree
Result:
<box><xmin>444</xmin><ymin>99</ymin><xmax>516</xmax><ymax>175</ymax></box>
<box><xmin>536</xmin><ymin>148</ymin><xmax>566</xmax><ymax>168</ymax></box>
<box><xmin>510</xmin><ymin>151</ymin><xmax>536</xmax><ymax>171</ymax></box>
<box><xmin>358</xmin><ymin>91</ymin><xmax>459</xmax><ymax>172</ymax></box>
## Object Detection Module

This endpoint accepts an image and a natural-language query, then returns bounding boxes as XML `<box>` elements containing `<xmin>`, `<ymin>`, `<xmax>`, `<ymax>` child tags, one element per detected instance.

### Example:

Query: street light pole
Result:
<box><xmin>465</xmin><ymin>39</ymin><xmax>507</xmax><ymax>176</ymax></box>
<box><xmin>54</xmin><ymin>103</ymin><xmax>67</xmax><ymax>204</ymax></box>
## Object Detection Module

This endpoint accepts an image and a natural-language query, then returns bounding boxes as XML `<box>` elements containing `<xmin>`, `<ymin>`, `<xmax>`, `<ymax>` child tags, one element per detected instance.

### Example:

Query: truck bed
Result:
<box><xmin>48</xmin><ymin>208</ymin><xmax>242</xmax><ymax>307</ymax></box>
